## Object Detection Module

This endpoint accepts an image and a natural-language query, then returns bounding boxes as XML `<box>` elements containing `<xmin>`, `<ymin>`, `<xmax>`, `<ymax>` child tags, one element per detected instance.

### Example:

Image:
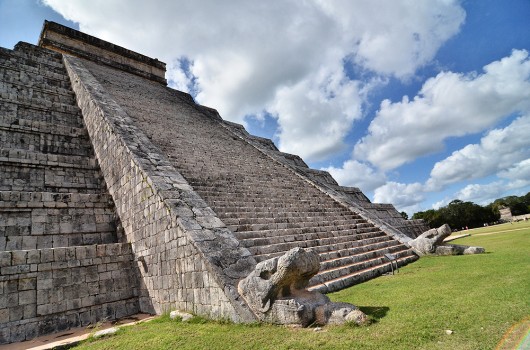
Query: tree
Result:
<box><xmin>491</xmin><ymin>194</ymin><xmax>530</xmax><ymax>216</ymax></box>
<box><xmin>400</xmin><ymin>211</ymin><xmax>408</xmax><ymax>220</ymax></box>
<box><xmin>412</xmin><ymin>200</ymin><xmax>499</xmax><ymax>229</ymax></box>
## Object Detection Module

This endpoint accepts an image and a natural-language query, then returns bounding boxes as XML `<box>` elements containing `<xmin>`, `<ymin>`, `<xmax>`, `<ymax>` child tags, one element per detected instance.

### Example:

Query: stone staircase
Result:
<box><xmin>0</xmin><ymin>43</ymin><xmax>138</xmax><ymax>344</ymax></box>
<box><xmin>81</xmin><ymin>59</ymin><xmax>418</xmax><ymax>295</ymax></box>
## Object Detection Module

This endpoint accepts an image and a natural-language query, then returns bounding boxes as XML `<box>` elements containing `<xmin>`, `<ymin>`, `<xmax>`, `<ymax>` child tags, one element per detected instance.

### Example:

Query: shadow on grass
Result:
<box><xmin>359</xmin><ymin>306</ymin><xmax>390</xmax><ymax>323</ymax></box>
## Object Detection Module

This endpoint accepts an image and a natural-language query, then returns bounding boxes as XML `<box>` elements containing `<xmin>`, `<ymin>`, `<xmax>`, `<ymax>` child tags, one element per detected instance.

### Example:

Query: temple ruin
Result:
<box><xmin>0</xmin><ymin>21</ymin><xmax>433</xmax><ymax>344</ymax></box>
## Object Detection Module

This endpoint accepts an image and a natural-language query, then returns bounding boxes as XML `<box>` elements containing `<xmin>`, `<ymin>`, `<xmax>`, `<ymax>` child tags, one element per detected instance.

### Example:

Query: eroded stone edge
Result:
<box><xmin>62</xmin><ymin>54</ymin><xmax>257</xmax><ymax>322</ymax></box>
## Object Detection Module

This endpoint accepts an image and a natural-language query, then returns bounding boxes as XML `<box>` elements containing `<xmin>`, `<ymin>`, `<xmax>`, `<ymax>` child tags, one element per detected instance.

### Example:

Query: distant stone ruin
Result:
<box><xmin>499</xmin><ymin>206</ymin><xmax>513</xmax><ymax>222</ymax></box>
<box><xmin>1</xmin><ymin>21</ymin><xmax>437</xmax><ymax>344</ymax></box>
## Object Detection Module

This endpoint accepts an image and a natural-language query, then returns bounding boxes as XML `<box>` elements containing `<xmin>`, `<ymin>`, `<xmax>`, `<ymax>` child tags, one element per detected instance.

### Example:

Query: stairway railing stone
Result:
<box><xmin>63</xmin><ymin>55</ymin><xmax>257</xmax><ymax>322</ymax></box>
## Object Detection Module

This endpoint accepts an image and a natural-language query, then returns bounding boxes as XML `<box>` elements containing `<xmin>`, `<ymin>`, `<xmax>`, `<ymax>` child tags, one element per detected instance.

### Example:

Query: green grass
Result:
<box><xmin>72</xmin><ymin>224</ymin><xmax>530</xmax><ymax>350</ymax></box>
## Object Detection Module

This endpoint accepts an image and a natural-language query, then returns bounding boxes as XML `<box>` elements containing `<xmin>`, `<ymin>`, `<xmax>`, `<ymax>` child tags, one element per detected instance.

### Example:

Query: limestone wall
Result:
<box><xmin>62</xmin><ymin>55</ymin><xmax>256</xmax><ymax>322</ymax></box>
<box><xmin>0</xmin><ymin>243</ymin><xmax>138</xmax><ymax>343</ymax></box>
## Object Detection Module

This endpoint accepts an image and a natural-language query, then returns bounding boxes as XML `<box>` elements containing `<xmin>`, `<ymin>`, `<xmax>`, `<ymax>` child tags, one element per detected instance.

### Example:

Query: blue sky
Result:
<box><xmin>1</xmin><ymin>0</ymin><xmax>529</xmax><ymax>215</ymax></box>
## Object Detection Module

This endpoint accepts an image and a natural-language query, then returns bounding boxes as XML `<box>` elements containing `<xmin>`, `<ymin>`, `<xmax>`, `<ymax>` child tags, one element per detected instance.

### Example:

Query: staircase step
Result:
<box><xmin>231</xmin><ymin>221</ymin><xmax>379</xmax><ymax>236</ymax></box>
<box><xmin>239</xmin><ymin>227</ymin><xmax>385</xmax><ymax>248</ymax></box>
<box><xmin>0</xmin><ymin>124</ymin><xmax>92</xmax><ymax>157</ymax></box>
<box><xmin>0</xmin><ymin>191</ymin><xmax>113</xmax><ymax>208</ymax></box>
<box><xmin>308</xmin><ymin>255</ymin><xmax>418</xmax><ymax>294</ymax></box>
<box><xmin>13</xmin><ymin>42</ymin><xmax>64</xmax><ymax>63</ymax></box>
<box><xmin>222</xmin><ymin>213</ymin><xmax>361</xmax><ymax>227</ymax></box>
<box><xmin>0</xmin><ymin>150</ymin><xmax>103</xmax><ymax>193</ymax></box>
<box><xmin>1</xmin><ymin>45</ymin><xmax>64</xmax><ymax>68</ymax></box>
<box><xmin>233</xmin><ymin>224</ymin><xmax>373</xmax><ymax>240</ymax></box>
<box><xmin>0</xmin><ymin>105</ymin><xmax>83</xmax><ymax>128</ymax></box>
<box><xmin>0</xmin><ymin>79</ymin><xmax>77</xmax><ymax>101</ymax></box>
<box><xmin>310</xmin><ymin>246</ymin><xmax>412</xmax><ymax>285</ymax></box>
<box><xmin>0</xmin><ymin>90</ymin><xmax>76</xmax><ymax>109</ymax></box>
<box><xmin>0</xmin><ymin>96</ymin><xmax>81</xmax><ymax>116</ymax></box>
<box><xmin>0</xmin><ymin>64</ymin><xmax>70</xmax><ymax>90</ymax></box>
<box><xmin>317</xmin><ymin>239</ymin><xmax>402</xmax><ymax>262</ymax></box>
<box><xmin>251</xmin><ymin>234</ymin><xmax>391</xmax><ymax>261</ymax></box>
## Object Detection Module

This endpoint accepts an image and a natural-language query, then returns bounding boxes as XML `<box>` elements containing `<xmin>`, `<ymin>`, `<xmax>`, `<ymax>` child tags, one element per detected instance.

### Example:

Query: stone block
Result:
<box><xmin>0</xmin><ymin>308</ymin><xmax>9</xmax><ymax>323</ymax></box>
<box><xmin>18</xmin><ymin>278</ymin><xmax>36</xmax><ymax>291</ymax></box>
<box><xmin>11</xmin><ymin>250</ymin><xmax>27</xmax><ymax>265</ymax></box>
<box><xmin>10</xmin><ymin>306</ymin><xmax>24</xmax><ymax>321</ymax></box>
<box><xmin>0</xmin><ymin>252</ymin><xmax>11</xmax><ymax>267</ymax></box>
<box><xmin>19</xmin><ymin>290</ymin><xmax>37</xmax><ymax>305</ymax></box>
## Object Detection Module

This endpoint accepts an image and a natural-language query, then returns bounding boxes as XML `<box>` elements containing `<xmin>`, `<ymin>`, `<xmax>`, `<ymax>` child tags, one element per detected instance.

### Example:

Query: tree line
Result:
<box><xmin>411</xmin><ymin>192</ymin><xmax>530</xmax><ymax>230</ymax></box>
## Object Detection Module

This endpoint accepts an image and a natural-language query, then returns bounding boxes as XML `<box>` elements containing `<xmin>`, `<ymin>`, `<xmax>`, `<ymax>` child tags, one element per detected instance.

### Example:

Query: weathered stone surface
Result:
<box><xmin>0</xmin><ymin>40</ymin><xmax>140</xmax><ymax>344</ymax></box>
<box><xmin>93</xmin><ymin>327</ymin><xmax>119</xmax><ymax>338</ymax></box>
<box><xmin>170</xmin><ymin>310</ymin><xmax>193</xmax><ymax>321</ymax></box>
<box><xmin>409</xmin><ymin>224</ymin><xmax>485</xmax><ymax>256</ymax></box>
<box><xmin>239</xmin><ymin>248</ymin><xmax>367</xmax><ymax>326</ymax></box>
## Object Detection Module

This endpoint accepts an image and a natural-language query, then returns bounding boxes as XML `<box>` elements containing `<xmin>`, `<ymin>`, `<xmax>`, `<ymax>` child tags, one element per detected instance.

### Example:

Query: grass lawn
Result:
<box><xmin>72</xmin><ymin>223</ymin><xmax>529</xmax><ymax>350</ymax></box>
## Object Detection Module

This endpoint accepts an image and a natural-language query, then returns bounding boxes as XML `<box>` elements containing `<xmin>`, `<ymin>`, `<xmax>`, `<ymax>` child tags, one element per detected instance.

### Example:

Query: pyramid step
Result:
<box><xmin>1</xmin><ymin>229</ymin><xmax>117</xmax><ymax>250</ymax></box>
<box><xmin>207</xmin><ymin>198</ymin><xmax>340</xmax><ymax>209</ymax></box>
<box><xmin>308</xmin><ymin>255</ymin><xmax>418</xmax><ymax>294</ymax></box>
<box><xmin>209</xmin><ymin>200</ymin><xmax>341</xmax><ymax>210</ymax></box>
<box><xmin>229</xmin><ymin>220</ymin><xmax>378</xmax><ymax>234</ymax></box>
<box><xmin>310</xmin><ymin>246</ymin><xmax>412</xmax><ymax>285</ymax></box>
<box><xmin>194</xmin><ymin>184</ymin><xmax>323</xmax><ymax>194</ymax></box>
<box><xmin>0</xmin><ymin>96</ymin><xmax>81</xmax><ymax>116</ymax></box>
<box><xmin>0</xmin><ymin>64</ymin><xmax>70</xmax><ymax>89</ymax></box>
<box><xmin>0</xmin><ymin>51</ymin><xmax>66</xmax><ymax>75</ymax></box>
<box><xmin>1</xmin><ymin>45</ymin><xmax>64</xmax><ymax>69</ymax></box>
<box><xmin>0</xmin><ymin>104</ymin><xmax>83</xmax><ymax>128</ymax></box>
<box><xmin>0</xmin><ymin>60</ymin><xmax>69</xmax><ymax>85</ymax></box>
<box><xmin>0</xmin><ymin>124</ymin><xmax>92</xmax><ymax>157</ymax></box>
<box><xmin>221</xmin><ymin>213</ymin><xmax>361</xmax><ymax>226</ymax></box>
<box><xmin>0</xmin><ymin>150</ymin><xmax>103</xmax><ymax>193</ymax></box>
<box><xmin>0</xmin><ymin>89</ymin><xmax>76</xmax><ymax>108</ymax></box>
<box><xmin>194</xmin><ymin>186</ymin><xmax>324</xmax><ymax>196</ymax></box>
<box><xmin>216</xmin><ymin>205</ymin><xmax>353</xmax><ymax>218</ymax></box>
<box><xmin>0</xmin><ymin>148</ymin><xmax>97</xmax><ymax>168</ymax></box>
<box><xmin>318</xmin><ymin>240</ymin><xmax>403</xmax><ymax>262</ymax></box>
<box><xmin>0</xmin><ymin>242</ymin><xmax>139</xmax><ymax>342</ymax></box>
<box><xmin>0</xmin><ymin>46</ymin><xmax>68</xmax><ymax>77</ymax></box>
<box><xmin>233</xmin><ymin>223</ymin><xmax>369</xmax><ymax>240</ymax></box>
<box><xmin>13</xmin><ymin>42</ymin><xmax>64</xmax><ymax>63</ymax></box>
<box><xmin>0</xmin><ymin>191</ymin><xmax>114</xmax><ymax>208</ymax></box>
<box><xmin>241</xmin><ymin>228</ymin><xmax>386</xmax><ymax>250</ymax></box>
<box><xmin>250</xmin><ymin>233</ymin><xmax>390</xmax><ymax>259</ymax></box>
<box><xmin>0</xmin><ymin>79</ymin><xmax>77</xmax><ymax>101</ymax></box>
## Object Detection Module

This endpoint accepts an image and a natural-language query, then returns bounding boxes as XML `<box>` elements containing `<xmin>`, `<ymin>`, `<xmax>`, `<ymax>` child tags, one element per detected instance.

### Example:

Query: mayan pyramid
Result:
<box><xmin>0</xmin><ymin>21</ymin><xmax>429</xmax><ymax>344</ymax></box>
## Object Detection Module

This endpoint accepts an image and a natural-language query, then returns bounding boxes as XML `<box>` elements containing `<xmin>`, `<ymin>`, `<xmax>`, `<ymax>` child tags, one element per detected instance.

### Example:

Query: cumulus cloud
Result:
<box><xmin>270</xmin><ymin>66</ymin><xmax>363</xmax><ymax>160</ymax></box>
<box><xmin>373</xmin><ymin>182</ymin><xmax>425</xmax><ymax>209</ymax></box>
<box><xmin>427</xmin><ymin>115</ymin><xmax>530</xmax><ymax>189</ymax></box>
<box><xmin>498</xmin><ymin>158</ymin><xmax>530</xmax><ymax>181</ymax></box>
<box><xmin>354</xmin><ymin>49</ymin><xmax>530</xmax><ymax>170</ymax></box>
<box><xmin>323</xmin><ymin>160</ymin><xmax>386</xmax><ymax>192</ymax></box>
<box><xmin>44</xmin><ymin>0</ymin><xmax>465</xmax><ymax>161</ymax></box>
<box><xmin>370</xmin><ymin>115</ymin><xmax>530</xmax><ymax>211</ymax></box>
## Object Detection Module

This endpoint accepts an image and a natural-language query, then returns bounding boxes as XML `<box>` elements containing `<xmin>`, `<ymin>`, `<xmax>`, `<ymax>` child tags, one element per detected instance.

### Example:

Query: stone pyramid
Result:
<box><xmin>0</xmin><ymin>21</ymin><xmax>429</xmax><ymax>344</ymax></box>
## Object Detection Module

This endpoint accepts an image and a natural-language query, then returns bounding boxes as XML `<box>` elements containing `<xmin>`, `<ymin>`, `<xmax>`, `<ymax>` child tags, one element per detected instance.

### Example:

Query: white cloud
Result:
<box><xmin>373</xmin><ymin>182</ymin><xmax>425</xmax><ymax>209</ymax></box>
<box><xmin>323</xmin><ymin>160</ymin><xmax>386</xmax><ymax>192</ymax></box>
<box><xmin>354</xmin><ymin>49</ymin><xmax>530</xmax><ymax>170</ymax></box>
<box><xmin>427</xmin><ymin>115</ymin><xmax>530</xmax><ymax>189</ymax></box>
<box><xmin>454</xmin><ymin>176</ymin><xmax>530</xmax><ymax>206</ymax></box>
<box><xmin>371</xmin><ymin>115</ymin><xmax>530</xmax><ymax>211</ymax></box>
<box><xmin>44</xmin><ymin>0</ymin><xmax>465</xmax><ymax>161</ymax></box>
<box><xmin>498</xmin><ymin>158</ymin><xmax>530</xmax><ymax>181</ymax></box>
<box><xmin>270</xmin><ymin>66</ymin><xmax>363</xmax><ymax>160</ymax></box>
<box><xmin>314</xmin><ymin>0</ymin><xmax>465</xmax><ymax>78</ymax></box>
